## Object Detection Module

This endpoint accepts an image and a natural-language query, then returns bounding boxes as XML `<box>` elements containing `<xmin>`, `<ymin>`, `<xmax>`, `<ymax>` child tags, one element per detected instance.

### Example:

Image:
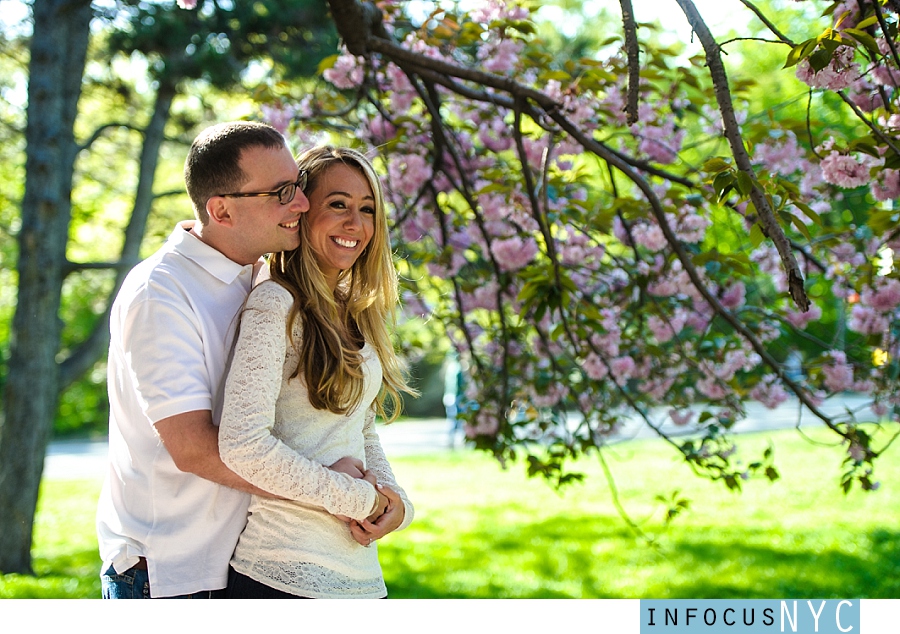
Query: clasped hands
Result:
<box><xmin>329</xmin><ymin>456</ymin><xmax>404</xmax><ymax>547</ymax></box>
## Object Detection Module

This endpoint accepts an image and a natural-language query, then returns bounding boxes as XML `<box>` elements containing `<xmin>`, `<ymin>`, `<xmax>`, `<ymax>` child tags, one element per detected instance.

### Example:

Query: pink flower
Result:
<box><xmin>632</xmin><ymin>120</ymin><xmax>684</xmax><ymax>164</ymax></box>
<box><xmin>491</xmin><ymin>236</ymin><xmax>539</xmax><ymax>271</ymax></box>
<box><xmin>388</xmin><ymin>153</ymin><xmax>433</xmax><ymax>198</ymax></box>
<box><xmin>820</xmin><ymin>151</ymin><xmax>871</xmax><ymax>188</ymax></box>
<box><xmin>754</xmin><ymin>133</ymin><xmax>805</xmax><ymax>176</ymax></box>
<box><xmin>822</xmin><ymin>352</ymin><xmax>854</xmax><ymax>393</ymax></box>
<box><xmin>323</xmin><ymin>53</ymin><xmax>364</xmax><ymax>89</ymax></box>
<box><xmin>462</xmin><ymin>281</ymin><xmax>500</xmax><ymax>312</ymax></box>
<box><xmin>848</xmin><ymin>305</ymin><xmax>889</xmax><ymax>335</ymax></box>
<box><xmin>720</xmin><ymin>282</ymin><xmax>746</xmax><ymax>310</ymax></box>
<box><xmin>871</xmin><ymin>169</ymin><xmax>900</xmax><ymax>202</ymax></box>
<box><xmin>861</xmin><ymin>279</ymin><xmax>900</xmax><ymax>312</ymax></box>
<box><xmin>632</xmin><ymin>223</ymin><xmax>668</xmax><ymax>252</ymax></box>
<box><xmin>847</xmin><ymin>442</ymin><xmax>866</xmax><ymax>462</ymax></box>
<box><xmin>750</xmin><ymin>375</ymin><xmax>790</xmax><ymax>409</ymax></box>
<box><xmin>610</xmin><ymin>356</ymin><xmax>636</xmax><ymax>385</ymax></box>
<box><xmin>696</xmin><ymin>376</ymin><xmax>728</xmax><ymax>400</ymax></box>
<box><xmin>465</xmin><ymin>409</ymin><xmax>500</xmax><ymax>438</ymax></box>
<box><xmin>795</xmin><ymin>46</ymin><xmax>859</xmax><ymax>90</ymax></box>
<box><xmin>647</xmin><ymin>312</ymin><xmax>686</xmax><ymax>343</ymax></box>
<box><xmin>669</xmin><ymin>409</ymin><xmax>694</xmax><ymax>426</ymax></box>
<box><xmin>784</xmin><ymin>303</ymin><xmax>822</xmax><ymax>328</ymax></box>
<box><xmin>479</xmin><ymin>38</ymin><xmax>524</xmax><ymax>74</ymax></box>
<box><xmin>647</xmin><ymin>279</ymin><xmax>678</xmax><ymax>297</ymax></box>
<box><xmin>176</xmin><ymin>0</ymin><xmax>197</xmax><ymax>8</ymax></box>
<box><xmin>582</xmin><ymin>353</ymin><xmax>609</xmax><ymax>380</ymax></box>
<box><xmin>260</xmin><ymin>104</ymin><xmax>296</xmax><ymax>135</ymax></box>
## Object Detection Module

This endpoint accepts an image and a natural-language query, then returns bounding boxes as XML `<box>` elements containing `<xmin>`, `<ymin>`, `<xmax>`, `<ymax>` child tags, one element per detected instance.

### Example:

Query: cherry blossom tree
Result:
<box><xmin>193</xmin><ymin>0</ymin><xmax>899</xmax><ymax>503</ymax></box>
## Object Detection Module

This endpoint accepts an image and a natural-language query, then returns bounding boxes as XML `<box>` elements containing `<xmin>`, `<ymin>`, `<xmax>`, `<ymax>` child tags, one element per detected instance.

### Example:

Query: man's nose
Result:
<box><xmin>290</xmin><ymin>190</ymin><xmax>310</xmax><ymax>213</ymax></box>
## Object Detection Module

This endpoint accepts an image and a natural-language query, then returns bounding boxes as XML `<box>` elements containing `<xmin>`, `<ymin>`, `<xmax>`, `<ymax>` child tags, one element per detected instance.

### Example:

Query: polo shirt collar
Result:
<box><xmin>168</xmin><ymin>221</ymin><xmax>255</xmax><ymax>285</ymax></box>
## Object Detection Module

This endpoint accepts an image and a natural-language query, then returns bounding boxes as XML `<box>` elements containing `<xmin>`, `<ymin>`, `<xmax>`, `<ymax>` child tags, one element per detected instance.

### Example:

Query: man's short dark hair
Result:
<box><xmin>184</xmin><ymin>121</ymin><xmax>287</xmax><ymax>223</ymax></box>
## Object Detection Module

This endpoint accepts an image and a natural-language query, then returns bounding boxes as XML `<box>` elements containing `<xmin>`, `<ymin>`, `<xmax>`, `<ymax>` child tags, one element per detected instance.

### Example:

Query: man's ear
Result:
<box><xmin>206</xmin><ymin>196</ymin><xmax>234</xmax><ymax>227</ymax></box>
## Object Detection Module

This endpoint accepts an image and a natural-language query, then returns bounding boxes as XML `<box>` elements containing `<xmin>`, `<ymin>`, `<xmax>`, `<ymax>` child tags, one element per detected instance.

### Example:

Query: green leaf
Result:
<box><xmin>884</xmin><ymin>152</ymin><xmax>900</xmax><ymax>171</ymax></box>
<box><xmin>843</xmin><ymin>28</ymin><xmax>880</xmax><ymax>56</ymax></box>
<box><xmin>808</xmin><ymin>48</ymin><xmax>834</xmax><ymax>73</ymax></box>
<box><xmin>749</xmin><ymin>222</ymin><xmax>766</xmax><ymax>248</ymax></box>
<box><xmin>784</xmin><ymin>39</ymin><xmax>814</xmax><ymax>68</ymax></box>
<box><xmin>789</xmin><ymin>212</ymin><xmax>813</xmax><ymax>241</ymax></box>
<box><xmin>702</xmin><ymin>157</ymin><xmax>731</xmax><ymax>173</ymax></box>
<box><xmin>792</xmin><ymin>201</ymin><xmax>823</xmax><ymax>226</ymax></box>
<box><xmin>316</xmin><ymin>54</ymin><xmax>338</xmax><ymax>74</ymax></box>
<box><xmin>713</xmin><ymin>171</ymin><xmax>735</xmax><ymax>197</ymax></box>
<box><xmin>855</xmin><ymin>15</ymin><xmax>879</xmax><ymax>30</ymax></box>
<box><xmin>736</xmin><ymin>170</ymin><xmax>754</xmax><ymax>196</ymax></box>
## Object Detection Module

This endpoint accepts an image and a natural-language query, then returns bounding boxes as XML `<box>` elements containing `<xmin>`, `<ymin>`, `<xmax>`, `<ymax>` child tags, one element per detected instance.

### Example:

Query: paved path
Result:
<box><xmin>42</xmin><ymin>394</ymin><xmax>877</xmax><ymax>480</ymax></box>
<box><xmin>42</xmin><ymin>418</ymin><xmax>458</xmax><ymax>481</ymax></box>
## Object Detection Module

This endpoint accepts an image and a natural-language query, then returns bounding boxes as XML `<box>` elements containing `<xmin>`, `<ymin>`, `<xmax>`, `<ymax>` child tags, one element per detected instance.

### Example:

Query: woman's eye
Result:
<box><xmin>361</xmin><ymin>206</ymin><xmax>376</xmax><ymax>215</ymax></box>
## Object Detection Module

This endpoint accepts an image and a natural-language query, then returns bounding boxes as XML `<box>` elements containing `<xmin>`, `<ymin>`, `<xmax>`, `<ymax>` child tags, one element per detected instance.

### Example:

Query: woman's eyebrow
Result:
<box><xmin>327</xmin><ymin>190</ymin><xmax>375</xmax><ymax>200</ymax></box>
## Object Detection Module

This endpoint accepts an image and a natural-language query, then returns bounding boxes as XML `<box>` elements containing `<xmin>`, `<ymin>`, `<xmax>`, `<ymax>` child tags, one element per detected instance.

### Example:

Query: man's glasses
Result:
<box><xmin>218</xmin><ymin>171</ymin><xmax>308</xmax><ymax>205</ymax></box>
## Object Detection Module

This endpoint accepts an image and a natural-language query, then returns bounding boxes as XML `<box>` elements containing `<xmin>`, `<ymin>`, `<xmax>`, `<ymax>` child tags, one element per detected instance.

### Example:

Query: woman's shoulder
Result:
<box><xmin>246</xmin><ymin>279</ymin><xmax>294</xmax><ymax>312</ymax></box>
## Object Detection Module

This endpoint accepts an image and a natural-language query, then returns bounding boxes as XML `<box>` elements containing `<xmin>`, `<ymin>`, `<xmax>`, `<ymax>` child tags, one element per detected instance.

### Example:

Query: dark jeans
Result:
<box><xmin>101</xmin><ymin>563</ymin><xmax>225</xmax><ymax>599</ymax></box>
<box><xmin>225</xmin><ymin>566</ymin><xmax>309</xmax><ymax>599</ymax></box>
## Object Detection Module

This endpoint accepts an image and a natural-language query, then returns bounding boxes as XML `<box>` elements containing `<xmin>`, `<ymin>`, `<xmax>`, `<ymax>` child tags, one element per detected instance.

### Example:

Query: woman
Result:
<box><xmin>218</xmin><ymin>146</ymin><xmax>416</xmax><ymax>599</ymax></box>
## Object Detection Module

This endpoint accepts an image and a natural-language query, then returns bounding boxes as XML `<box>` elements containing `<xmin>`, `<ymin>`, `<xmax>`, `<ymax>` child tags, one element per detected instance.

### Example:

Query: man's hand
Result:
<box><xmin>328</xmin><ymin>457</ymin><xmax>387</xmax><ymax>523</ymax></box>
<box><xmin>329</xmin><ymin>456</ymin><xmax>365</xmax><ymax>479</ymax></box>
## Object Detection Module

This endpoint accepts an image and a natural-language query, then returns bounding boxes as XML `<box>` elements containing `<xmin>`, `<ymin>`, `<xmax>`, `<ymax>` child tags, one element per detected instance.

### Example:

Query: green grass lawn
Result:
<box><xmin>2</xmin><ymin>424</ymin><xmax>898</xmax><ymax>598</ymax></box>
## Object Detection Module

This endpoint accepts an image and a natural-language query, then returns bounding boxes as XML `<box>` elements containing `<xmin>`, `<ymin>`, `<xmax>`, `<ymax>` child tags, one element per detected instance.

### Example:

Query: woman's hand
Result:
<box><xmin>349</xmin><ymin>484</ymin><xmax>405</xmax><ymax>547</ymax></box>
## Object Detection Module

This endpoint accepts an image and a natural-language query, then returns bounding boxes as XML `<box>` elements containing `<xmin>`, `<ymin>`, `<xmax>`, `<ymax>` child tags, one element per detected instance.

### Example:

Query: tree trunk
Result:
<box><xmin>59</xmin><ymin>83</ymin><xmax>176</xmax><ymax>389</ymax></box>
<box><xmin>0</xmin><ymin>0</ymin><xmax>92</xmax><ymax>575</ymax></box>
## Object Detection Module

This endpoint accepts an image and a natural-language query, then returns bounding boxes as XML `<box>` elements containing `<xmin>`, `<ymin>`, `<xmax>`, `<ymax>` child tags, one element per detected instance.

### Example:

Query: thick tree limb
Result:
<box><xmin>618</xmin><ymin>0</ymin><xmax>640</xmax><ymax>125</ymax></box>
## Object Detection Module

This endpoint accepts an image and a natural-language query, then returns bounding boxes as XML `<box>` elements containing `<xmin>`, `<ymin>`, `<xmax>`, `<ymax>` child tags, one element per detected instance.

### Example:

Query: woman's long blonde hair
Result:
<box><xmin>269</xmin><ymin>146</ymin><xmax>415</xmax><ymax>422</ymax></box>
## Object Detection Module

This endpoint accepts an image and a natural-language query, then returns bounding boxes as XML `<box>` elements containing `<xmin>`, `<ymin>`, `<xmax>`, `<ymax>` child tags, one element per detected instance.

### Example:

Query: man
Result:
<box><xmin>96</xmin><ymin>121</ymin><xmax>309</xmax><ymax>598</ymax></box>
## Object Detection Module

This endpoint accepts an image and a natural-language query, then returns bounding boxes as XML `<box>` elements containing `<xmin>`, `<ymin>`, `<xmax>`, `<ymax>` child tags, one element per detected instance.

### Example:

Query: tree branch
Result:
<box><xmin>676</xmin><ymin>0</ymin><xmax>810</xmax><ymax>312</ymax></box>
<box><xmin>618</xmin><ymin>0</ymin><xmax>640</xmax><ymax>125</ymax></box>
<box><xmin>737</xmin><ymin>0</ymin><xmax>795</xmax><ymax>45</ymax></box>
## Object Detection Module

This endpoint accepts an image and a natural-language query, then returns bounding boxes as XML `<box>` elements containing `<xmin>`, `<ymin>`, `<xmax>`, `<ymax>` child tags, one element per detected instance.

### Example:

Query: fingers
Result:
<box><xmin>379</xmin><ymin>484</ymin><xmax>401</xmax><ymax>505</ymax></box>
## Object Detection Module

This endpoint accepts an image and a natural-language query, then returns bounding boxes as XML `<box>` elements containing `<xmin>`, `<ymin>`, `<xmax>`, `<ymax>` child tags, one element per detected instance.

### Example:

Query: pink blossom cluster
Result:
<box><xmin>323</xmin><ymin>53</ymin><xmax>364</xmax><ymax>90</ymax></box>
<box><xmin>784</xmin><ymin>303</ymin><xmax>822</xmax><ymax>329</ymax></box>
<box><xmin>749</xmin><ymin>374</ymin><xmax>791</xmax><ymax>409</ymax></box>
<box><xmin>632</xmin><ymin>118</ymin><xmax>685</xmax><ymax>164</ymax></box>
<box><xmin>469</xmin><ymin>0</ymin><xmax>530</xmax><ymax>25</ymax></box>
<box><xmin>871</xmin><ymin>169</ymin><xmax>900</xmax><ymax>202</ymax></box>
<box><xmin>490</xmin><ymin>235</ymin><xmax>539</xmax><ymax>271</ymax></box>
<box><xmin>795</xmin><ymin>46</ymin><xmax>859</xmax><ymax>91</ymax></box>
<box><xmin>720</xmin><ymin>282</ymin><xmax>746</xmax><ymax>311</ymax></box>
<box><xmin>754</xmin><ymin>132</ymin><xmax>806</xmax><ymax>176</ymax></box>
<box><xmin>819</xmin><ymin>150</ymin><xmax>871</xmax><ymax>189</ymax></box>
<box><xmin>647</xmin><ymin>311</ymin><xmax>687</xmax><ymax>343</ymax></box>
<box><xmin>387</xmin><ymin>153</ymin><xmax>432</xmax><ymax>198</ymax></box>
<box><xmin>860</xmin><ymin>278</ymin><xmax>900</xmax><ymax>312</ymax></box>
<box><xmin>478</xmin><ymin>38</ymin><xmax>525</xmax><ymax>75</ymax></box>
<box><xmin>822</xmin><ymin>351</ymin><xmax>855</xmax><ymax>393</ymax></box>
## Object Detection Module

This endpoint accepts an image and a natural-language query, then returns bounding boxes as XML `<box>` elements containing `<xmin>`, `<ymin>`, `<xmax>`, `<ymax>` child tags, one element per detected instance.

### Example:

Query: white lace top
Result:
<box><xmin>218</xmin><ymin>281</ymin><xmax>413</xmax><ymax>598</ymax></box>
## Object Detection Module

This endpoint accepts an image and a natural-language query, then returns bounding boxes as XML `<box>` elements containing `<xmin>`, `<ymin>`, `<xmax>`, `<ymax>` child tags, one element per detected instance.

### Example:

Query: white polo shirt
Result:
<box><xmin>97</xmin><ymin>222</ymin><xmax>259</xmax><ymax>597</ymax></box>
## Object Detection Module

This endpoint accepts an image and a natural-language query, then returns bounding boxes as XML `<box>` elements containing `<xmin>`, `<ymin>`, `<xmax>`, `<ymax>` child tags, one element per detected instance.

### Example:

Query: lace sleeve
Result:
<box><xmin>363</xmin><ymin>409</ymin><xmax>414</xmax><ymax>531</ymax></box>
<box><xmin>218</xmin><ymin>282</ymin><xmax>377</xmax><ymax>521</ymax></box>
